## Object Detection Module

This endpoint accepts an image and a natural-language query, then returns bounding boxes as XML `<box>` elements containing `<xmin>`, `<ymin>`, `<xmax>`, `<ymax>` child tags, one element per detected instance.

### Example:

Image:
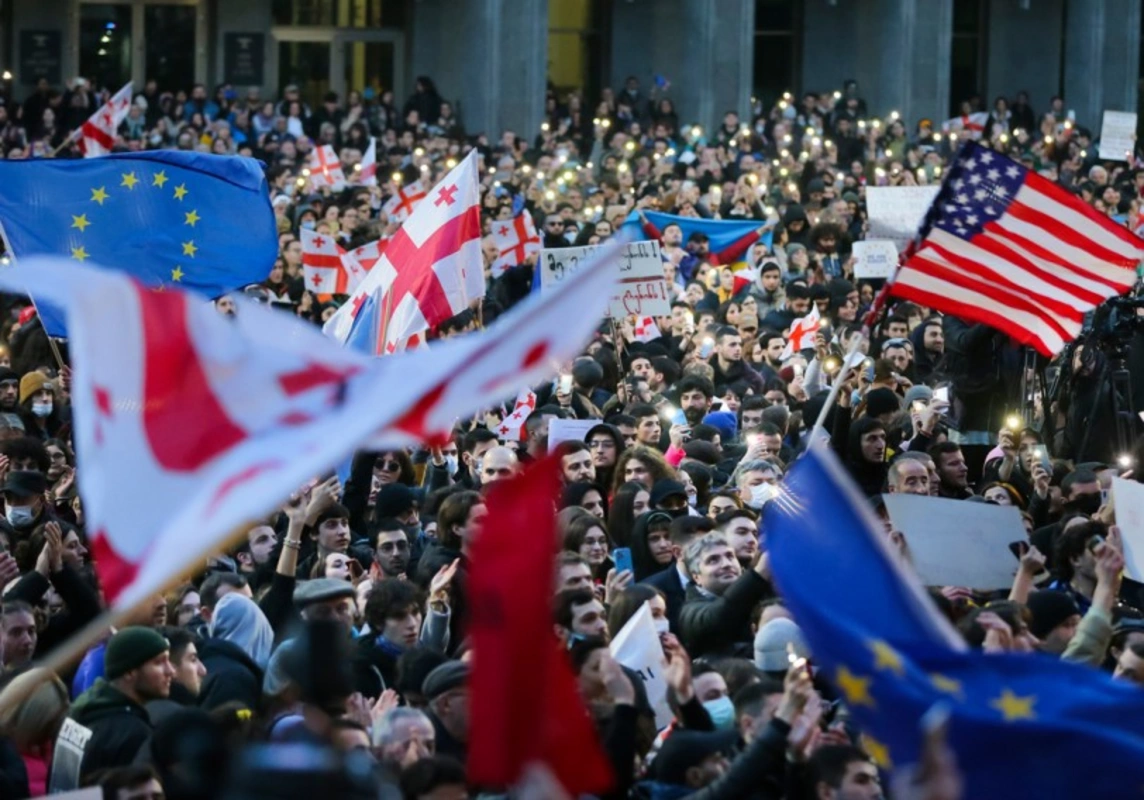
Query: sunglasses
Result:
<box><xmin>377</xmin><ymin>459</ymin><xmax>402</xmax><ymax>473</ymax></box>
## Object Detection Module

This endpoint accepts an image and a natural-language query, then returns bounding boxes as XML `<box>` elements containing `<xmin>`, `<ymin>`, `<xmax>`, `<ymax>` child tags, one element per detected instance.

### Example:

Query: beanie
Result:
<box><xmin>864</xmin><ymin>387</ymin><xmax>901</xmax><ymax>419</ymax></box>
<box><xmin>903</xmin><ymin>385</ymin><xmax>933</xmax><ymax>408</ymax></box>
<box><xmin>104</xmin><ymin>626</ymin><xmax>170</xmax><ymax>680</ymax></box>
<box><xmin>754</xmin><ymin>617</ymin><xmax>809</xmax><ymax>672</ymax></box>
<box><xmin>1026</xmin><ymin>590</ymin><xmax>1081</xmax><ymax>640</ymax></box>
<box><xmin>18</xmin><ymin>372</ymin><xmax>50</xmax><ymax>405</ymax></box>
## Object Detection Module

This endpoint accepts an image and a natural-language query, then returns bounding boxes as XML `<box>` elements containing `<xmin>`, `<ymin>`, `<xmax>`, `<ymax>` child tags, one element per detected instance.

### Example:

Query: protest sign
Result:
<box><xmin>1113</xmin><ymin>477</ymin><xmax>1144</xmax><ymax>581</ymax></box>
<box><xmin>882</xmin><ymin>494</ymin><xmax>1027</xmax><ymax>589</ymax></box>
<box><xmin>541</xmin><ymin>240</ymin><xmax>670</xmax><ymax>318</ymax></box>
<box><xmin>852</xmin><ymin>239</ymin><xmax>899</xmax><ymax>280</ymax></box>
<box><xmin>609</xmin><ymin>602</ymin><xmax>672</xmax><ymax>728</ymax></box>
<box><xmin>866</xmin><ymin>186</ymin><xmax>940</xmax><ymax>246</ymax></box>
<box><xmin>547</xmin><ymin>418</ymin><xmax>597</xmax><ymax>450</ymax></box>
<box><xmin>1099</xmin><ymin>111</ymin><xmax>1138</xmax><ymax>162</ymax></box>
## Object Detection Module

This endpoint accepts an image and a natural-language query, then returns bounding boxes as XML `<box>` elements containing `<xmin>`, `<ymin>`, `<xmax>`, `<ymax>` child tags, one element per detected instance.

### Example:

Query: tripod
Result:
<box><xmin>1075</xmin><ymin>339</ymin><xmax>1137</xmax><ymax>464</ymax></box>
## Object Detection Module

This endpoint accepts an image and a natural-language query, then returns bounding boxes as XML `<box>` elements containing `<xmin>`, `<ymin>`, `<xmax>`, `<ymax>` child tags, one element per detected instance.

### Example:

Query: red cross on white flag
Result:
<box><xmin>349</xmin><ymin>238</ymin><xmax>387</xmax><ymax>272</ymax></box>
<box><xmin>490</xmin><ymin>213</ymin><xmax>541</xmax><ymax>277</ymax></box>
<box><xmin>77</xmin><ymin>81</ymin><xmax>134</xmax><ymax>158</ymax></box>
<box><xmin>494</xmin><ymin>389</ymin><xmax>538</xmax><ymax>441</ymax></box>
<box><xmin>357</xmin><ymin>136</ymin><xmax>378</xmax><ymax>187</ymax></box>
<box><xmin>308</xmin><ymin>145</ymin><xmax>347</xmax><ymax>192</ymax></box>
<box><xmin>633</xmin><ymin>316</ymin><xmax>662</xmax><ymax>343</ymax></box>
<box><xmin>780</xmin><ymin>304</ymin><xmax>822</xmax><ymax>360</ymax></box>
<box><xmin>301</xmin><ymin>228</ymin><xmax>370</xmax><ymax>296</ymax></box>
<box><xmin>382</xmin><ymin>179</ymin><xmax>428</xmax><ymax>223</ymax></box>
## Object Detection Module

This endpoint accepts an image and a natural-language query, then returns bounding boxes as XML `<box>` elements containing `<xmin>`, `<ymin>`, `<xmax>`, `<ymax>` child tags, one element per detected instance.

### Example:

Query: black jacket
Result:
<box><xmin>641</xmin><ymin>563</ymin><xmax>687</xmax><ymax>634</ymax></box>
<box><xmin>49</xmin><ymin>680</ymin><xmax>152</xmax><ymax>791</ymax></box>
<box><xmin>197</xmin><ymin>638</ymin><xmax>263</xmax><ymax>711</ymax></box>
<box><xmin>3</xmin><ymin>566</ymin><xmax>101</xmax><ymax>661</ymax></box>
<box><xmin>831</xmin><ymin>407</ymin><xmax>889</xmax><ymax>498</ymax></box>
<box><xmin>678</xmin><ymin>571</ymin><xmax>772</xmax><ymax>659</ymax></box>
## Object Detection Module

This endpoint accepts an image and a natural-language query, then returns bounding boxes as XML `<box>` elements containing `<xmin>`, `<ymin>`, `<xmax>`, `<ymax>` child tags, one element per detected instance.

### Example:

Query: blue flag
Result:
<box><xmin>763</xmin><ymin>444</ymin><xmax>1144</xmax><ymax>796</ymax></box>
<box><xmin>0</xmin><ymin>151</ymin><xmax>278</xmax><ymax>335</ymax></box>
<box><xmin>619</xmin><ymin>210</ymin><xmax>772</xmax><ymax>266</ymax></box>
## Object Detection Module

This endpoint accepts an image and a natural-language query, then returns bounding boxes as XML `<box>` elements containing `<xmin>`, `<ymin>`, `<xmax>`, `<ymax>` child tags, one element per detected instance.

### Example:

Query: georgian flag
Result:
<box><xmin>491</xmin><ymin>213</ymin><xmax>541</xmax><ymax>277</ymax></box>
<box><xmin>301</xmin><ymin>228</ymin><xmax>369</xmax><ymax>296</ymax></box>
<box><xmin>494</xmin><ymin>389</ymin><xmax>537</xmax><ymax>441</ymax></box>
<box><xmin>357</xmin><ymin>136</ymin><xmax>378</xmax><ymax>187</ymax></box>
<box><xmin>307</xmin><ymin>145</ymin><xmax>346</xmax><ymax>192</ymax></box>
<box><xmin>779</xmin><ymin>304</ymin><xmax>821</xmax><ymax>360</ymax></box>
<box><xmin>382</xmin><ymin>179</ymin><xmax>428</xmax><ymax>224</ymax></box>
<box><xmin>77</xmin><ymin>82</ymin><xmax>133</xmax><ymax>158</ymax></box>
<box><xmin>633</xmin><ymin>316</ymin><xmax>662</xmax><ymax>343</ymax></box>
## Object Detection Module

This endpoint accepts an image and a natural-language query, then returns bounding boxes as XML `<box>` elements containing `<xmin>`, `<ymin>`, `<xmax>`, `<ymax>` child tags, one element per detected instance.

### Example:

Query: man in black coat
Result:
<box><xmin>641</xmin><ymin>516</ymin><xmax>716</xmax><ymax>633</ymax></box>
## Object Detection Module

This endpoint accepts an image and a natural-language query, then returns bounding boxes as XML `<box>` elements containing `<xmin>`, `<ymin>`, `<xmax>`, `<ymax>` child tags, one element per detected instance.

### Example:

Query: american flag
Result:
<box><xmin>889</xmin><ymin>142</ymin><xmax>1144</xmax><ymax>355</ymax></box>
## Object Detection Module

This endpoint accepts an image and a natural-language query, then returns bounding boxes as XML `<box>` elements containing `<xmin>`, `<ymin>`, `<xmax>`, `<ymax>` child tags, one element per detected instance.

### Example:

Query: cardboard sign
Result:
<box><xmin>852</xmin><ymin>239</ymin><xmax>899</xmax><ymax>279</ymax></box>
<box><xmin>1099</xmin><ymin>111</ymin><xmax>1138</xmax><ymax>161</ymax></box>
<box><xmin>866</xmin><ymin>186</ymin><xmax>940</xmax><ymax>246</ymax></box>
<box><xmin>541</xmin><ymin>241</ymin><xmax>670</xmax><ymax>318</ymax></box>
<box><xmin>882</xmin><ymin>493</ymin><xmax>1027</xmax><ymax>589</ymax></box>
<box><xmin>610</xmin><ymin>602</ymin><xmax>672</xmax><ymax>728</ymax></box>
<box><xmin>1113</xmin><ymin>476</ymin><xmax>1144</xmax><ymax>582</ymax></box>
<box><xmin>546</xmin><ymin>418</ymin><xmax>597</xmax><ymax>450</ymax></box>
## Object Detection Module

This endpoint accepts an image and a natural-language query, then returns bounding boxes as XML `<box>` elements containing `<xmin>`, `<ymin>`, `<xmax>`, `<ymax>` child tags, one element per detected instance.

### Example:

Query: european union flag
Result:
<box><xmin>619</xmin><ymin>210</ymin><xmax>773</xmax><ymax>267</ymax></box>
<box><xmin>0</xmin><ymin>151</ymin><xmax>278</xmax><ymax>335</ymax></box>
<box><xmin>763</xmin><ymin>444</ymin><xmax>1144</xmax><ymax>796</ymax></box>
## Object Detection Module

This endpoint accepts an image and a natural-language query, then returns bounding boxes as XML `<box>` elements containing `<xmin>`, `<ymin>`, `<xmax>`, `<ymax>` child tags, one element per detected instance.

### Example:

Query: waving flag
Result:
<box><xmin>764</xmin><ymin>443</ymin><xmax>1144</xmax><ymax>796</ymax></box>
<box><xmin>888</xmin><ymin>142</ymin><xmax>1144</xmax><ymax>355</ymax></box>
<box><xmin>494</xmin><ymin>389</ymin><xmax>537</xmax><ymax>441</ymax></box>
<box><xmin>307</xmin><ymin>145</ymin><xmax>346</xmax><ymax>192</ymax></box>
<box><xmin>491</xmin><ymin>212</ymin><xmax>540</xmax><ymax>277</ymax></box>
<box><xmin>357</xmin><ymin>136</ymin><xmax>378</xmax><ymax>187</ymax></box>
<box><xmin>0</xmin><ymin>151</ymin><xmax>278</xmax><ymax>336</ymax></box>
<box><xmin>620</xmin><ymin>210</ymin><xmax>772</xmax><ymax>268</ymax></box>
<box><xmin>632</xmin><ymin>316</ymin><xmax>662</xmax><ymax>343</ymax></box>
<box><xmin>779</xmin><ymin>304</ymin><xmax>821</xmax><ymax>359</ymax></box>
<box><xmin>0</xmin><ymin>243</ymin><xmax>623</xmax><ymax>607</ymax></box>
<box><xmin>940</xmin><ymin>112</ymin><xmax>989</xmax><ymax>139</ymax></box>
<box><xmin>325</xmin><ymin>150</ymin><xmax>485</xmax><ymax>355</ymax></box>
<box><xmin>76</xmin><ymin>82</ymin><xmax>133</xmax><ymax>157</ymax></box>
<box><xmin>349</xmin><ymin>238</ymin><xmax>387</xmax><ymax>272</ymax></box>
<box><xmin>301</xmin><ymin>228</ymin><xmax>369</xmax><ymax>297</ymax></box>
<box><xmin>382</xmin><ymin>179</ymin><xmax>427</xmax><ymax>224</ymax></box>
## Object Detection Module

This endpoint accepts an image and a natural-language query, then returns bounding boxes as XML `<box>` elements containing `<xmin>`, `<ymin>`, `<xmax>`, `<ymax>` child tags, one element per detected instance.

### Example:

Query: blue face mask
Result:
<box><xmin>702</xmin><ymin>696</ymin><xmax>736</xmax><ymax>731</ymax></box>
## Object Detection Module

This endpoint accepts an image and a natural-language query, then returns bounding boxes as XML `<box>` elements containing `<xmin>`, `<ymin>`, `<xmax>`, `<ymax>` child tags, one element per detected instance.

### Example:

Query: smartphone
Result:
<box><xmin>558</xmin><ymin>374</ymin><xmax>573</xmax><ymax>395</ymax></box>
<box><xmin>933</xmin><ymin>386</ymin><xmax>950</xmax><ymax>404</ymax></box>
<box><xmin>699</xmin><ymin>337</ymin><xmax>715</xmax><ymax>359</ymax></box>
<box><xmin>671</xmin><ymin>408</ymin><xmax>687</xmax><ymax>426</ymax></box>
<box><xmin>612</xmin><ymin>547</ymin><xmax>633</xmax><ymax>575</ymax></box>
<box><xmin>1034</xmin><ymin>446</ymin><xmax>1052</xmax><ymax>473</ymax></box>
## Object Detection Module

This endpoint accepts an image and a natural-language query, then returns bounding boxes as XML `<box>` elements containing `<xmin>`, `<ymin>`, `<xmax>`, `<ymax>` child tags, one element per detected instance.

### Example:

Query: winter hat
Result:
<box><xmin>375</xmin><ymin>483</ymin><xmax>416</xmax><ymax>520</ymax></box>
<box><xmin>653</xmin><ymin>730</ymin><xmax>739</xmax><ymax>784</ymax></box>
<box><xmin>104</xmin><ymin>626</ymin><xmax>170</xmax><ymax>680</ymax></box>
<box><xmin>754</xmin><ymin>617</ymin><xmax>809</xmax><ymax>672</ymax></box>
<box><xmin>903</xmin><ymin>385</ymin><xmax>933</xmax><ymax>408</ymax></box>
<box><xmin>785</xmin><ymin>242</ymin><xmax>807</xmax><ymax>257</ymax></box>
<box><xmin>701</xmin><ymin>411</ymin><xmax>738</xmax><ymax>443</ymax></box>
<box><xmin>864</xmin><ymin>387</ymin><xmax>901</xmax><ymax>419</ymax></box>
<box><xmin>1026</xmin><ymin>590</ymin><xmax>1081</xmax><ymax>640</ymax></box>
<box><xmin>18</xmin><ymin>372</ymin><xmax>51</xmax><ymax>405</ymax></box>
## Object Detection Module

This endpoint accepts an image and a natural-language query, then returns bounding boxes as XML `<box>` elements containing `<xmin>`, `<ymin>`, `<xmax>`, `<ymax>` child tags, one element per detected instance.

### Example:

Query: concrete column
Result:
<box><xmin>1063</xmin><ymin>0</ymin><xmax>1141</xmax><ymax>130</ymax></box>
<box><xmin>212</xmin><ymin>0</ymin><xmax>272</xmax><ymax>92</ymax></box>
<box><xmin>800</xmin><ymin>0</ymin><xmax>859</xmax><ymax>94</ymax></box>
<box><xmin>985</xmin><ymin>0</ymin><xmax>1064</xmax><ymax>114</ymax></box>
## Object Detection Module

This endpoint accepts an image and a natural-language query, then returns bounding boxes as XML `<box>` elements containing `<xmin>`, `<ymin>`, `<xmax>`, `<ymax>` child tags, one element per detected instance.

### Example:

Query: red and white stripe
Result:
<box><xmin>892</xmin><ymin>167</ymin><xmax>1143</xmax><ymax>355</ymax></box>
<box><xmin>495</xmin><ymin>389</ymin><xmax>537</xmax><ymax>441</ymax></box>
<box><xmin>307</xmin><ymin>145</ymin><xmax>347</xmax><ymax>192</ymax></box>
<box><xmin>77</xmin><ymin>82</ymin><xmax>133</xmax><ymax>157</ymax></box>
<box><xmin>490</xmin><ymin>213</ymin><xmax>541</xmax><ymax>276</ymax></box>
<box><xmin>383</xmin><ymin>180</ymin><xmax>427</xmax><ymax>223</ymax></box>
<box><xmin>301</xmin><ymin>229</ymin><xmax>368</xmax><ymax>295</ymax></box>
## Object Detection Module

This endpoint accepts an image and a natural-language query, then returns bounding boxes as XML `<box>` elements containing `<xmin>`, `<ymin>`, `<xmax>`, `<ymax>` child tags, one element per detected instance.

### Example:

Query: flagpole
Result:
<box><xmin>48</xmin><ymin>129</ymin><xmax>78</xmax><ymax>159</ymax></box>
<box><xmin>0</xmin><ymin>521</ymin><xmax>255</xmax><ymax>715</ymax></box>
<box><xmin>0</xmin><ymin>223</ymin><xmax>68</xmax><ymax>371</ymax></box>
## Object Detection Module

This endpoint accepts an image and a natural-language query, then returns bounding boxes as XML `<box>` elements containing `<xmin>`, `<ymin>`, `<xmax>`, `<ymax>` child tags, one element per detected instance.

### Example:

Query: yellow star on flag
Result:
<box><xmin>152</xmin><ymin>170</ymin><xmax>169</xmax><ymax>188</ymax></box>
<box><xmin>930</xmin><ymin>673</ymin><xmax>963</xmax><ymax>698</ymax></box>
<box><xmin>173</xmin><ymin>184</ymin><xmax>188</xmax><ymax>201</ymax></box>
<box><xmin>834</xmin><ymin>666</ymin><xmax>875</xmax><ymax>708</ymax></box>
<box><xmin>71</xmin><ymin>246</ymin><xmax>89</xmax><ymax>262</ymax></box>
<box><xmin>182</xmin><ymin>241</ymin><xmax>198</xmax><ymax>258</ymax></box>
<box><xmin>90</xmin><ymin>186</ymin><xmax>109</xmax><ymax>205</ymax></box>
<box><xmin>860</xmin><ymin>734</ymin><xmax>893</xmax><ymax>770</ymax></box>
<box><xmin>171</xmin><ymin>266</ymin><xmax>185</xmax><ymax>282</ymax></box>
<box><xmin>184</xmin><ymin>209</ymin><xmax>201</xmax><ymax>227</ymax></box>
<box><xmin>71</xmin><ymin>214</ymin><xmax>91</xmax><ymax>232</ymax></box>
<box><xmin>120</xmin><ymin>172</ymin><xmax>139</xmax><ymax>190</ymax></box>
<box><xmin>991</xmin><ymin>689</ymin><xmax>1036</xmax><ymax>722</ymax></box>
<box><xmin>870</xmin><ymin>639</ymin><xmax>905</xmax><ymax>676</ymax></box>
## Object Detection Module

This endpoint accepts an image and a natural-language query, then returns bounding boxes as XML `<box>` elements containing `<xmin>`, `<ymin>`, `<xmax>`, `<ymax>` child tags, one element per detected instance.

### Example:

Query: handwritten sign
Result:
<box><xmin>866</xmin><ymin>186</ymin><xmax>940</xmax><ymax>247</ymax></box>
<box><xmin>547</xmin><ymin>418</ymin><xmax>597</xmax><ymax>450</ymax></box>
<box><xmin>852</xmin><ymin>239</ymin><xmax>899</xmax><ymax>280</ymax></box>
<box><xmin>541</xmin><ymin>241</ymin><xmax>670</xmax><ymax>318</ymax></box>
<box><xmin>1099</xmin><ymin>111</ymin><xmax>1138</xmax><ymax>162</ymax></box>
<box><xmin>610</xmin><ymin>602</ymin><xmax>672</xmax><ymax>728</ymax></box>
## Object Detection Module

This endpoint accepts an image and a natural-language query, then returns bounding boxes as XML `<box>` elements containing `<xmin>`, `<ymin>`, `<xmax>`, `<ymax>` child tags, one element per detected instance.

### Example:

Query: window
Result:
<box><xmin>272</xmin><ymin>0</ymin><xmax>405</xmax><ymax>28</ymax></box>
<box><xmin>547</xmin><ymin>0</ymin><xmax>605</xmax><ymax>101</ymax></box>
<box><xmin>949</xmin><ymin>0</ymin><xmax>987</xmax><ymax>115</ymax></box>
<box><xmin>145</xmin><ymin>6</ymin><xmax>196</xmax><ymax>92</ymax></box>
<box><xmin>753</xmin><ymin>0</ymin><xmax>801</xmax><ymax>110</ymax></box>
<box><xmin>279</xmin><ymin>41</ymin><xmax>330</xmax><ymax>107</ymax></box>
<box><xmin>79</xmin><ymin>4</ymin><xmax>133</xmax><ymax>91</ymax></box>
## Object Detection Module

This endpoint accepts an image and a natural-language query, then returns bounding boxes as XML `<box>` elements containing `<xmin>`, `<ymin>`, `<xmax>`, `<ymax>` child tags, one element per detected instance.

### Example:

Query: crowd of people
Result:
<box><xmin>0</xmin><ymin>68</ymin><xmax>1142</xmax><ymax>799</ymax></box>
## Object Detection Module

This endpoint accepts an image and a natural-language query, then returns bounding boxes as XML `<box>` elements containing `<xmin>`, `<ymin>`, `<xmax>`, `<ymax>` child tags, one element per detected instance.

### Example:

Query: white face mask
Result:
<box><xmin>31</xmin><ymin>401</ymin><xmax>52</xmax><ymax>418</ymax></box>
<box><xmin>686</xmin><ymin>491</ymin><xmax>698</xmax><ymax>508</ymax></box>
<box><xmin>444</xmin><ymin>455</ymin><xmax>459</xmax><ymax>477</ymax></box>
<box><xmin>747</xmin><ymin>482</ymin><xmax>778</xmax><ymax>510</ymax></box>
<box><xmin>6</xmin><ymin>505</ymin><xmax>34</xmax><ymax>528</ymax></box>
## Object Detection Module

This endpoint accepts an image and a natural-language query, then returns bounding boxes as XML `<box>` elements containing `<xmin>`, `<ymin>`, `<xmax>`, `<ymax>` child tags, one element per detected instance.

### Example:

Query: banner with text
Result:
<box><xmin>541</xmin><ymin>241</ymin><xmax>670</xmax><ymax>318</ymax></box>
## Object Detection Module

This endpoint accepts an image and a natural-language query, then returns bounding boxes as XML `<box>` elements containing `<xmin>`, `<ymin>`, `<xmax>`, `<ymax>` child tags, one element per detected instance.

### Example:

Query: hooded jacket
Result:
<box><xmin>49</xmin><ymin>679</ymin><xmax>152</xmax><ymax>791</ymax></box>
<box><xmin>831</xmin><ymin>407</ymin><xmax>889</xmax><ymax>497</ymax></box>
<box><xmin>197</xmin><ymin>637</ymin><xmax>264</xmax><ymax>711</ymax></box>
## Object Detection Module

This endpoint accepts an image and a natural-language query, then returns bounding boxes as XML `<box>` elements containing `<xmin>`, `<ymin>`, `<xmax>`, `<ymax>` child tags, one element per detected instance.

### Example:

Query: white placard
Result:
<box><xmin>541</xmin><ymin>240</ymin><xmax>670</xmax><ymax>318</ymax></box>
<box><xmin>882</xmin><ymin>494</ymin><xmax>1027</xmax><ymax>589</ymax></box>
<box><xmin>1099</xmin><ymin>111</ymin><xmax>1138</xmax><ymax>162</ymax></box>
<box><xmin>852</xmin><ymin>239</ymin><xmax>899</xmax><ymax>280</ymax></box>
<box><xmin>866</xmin><ymin>186</ymin><xmax>940</xmax><ymax>245</ymax></box>
<box><xmin>547</xmin><ymin>418</ymin><xmax>597</xmax><ymax>450</ymax></box>
<box><xmin>610</xmin><ymin>602</ymin><xmax>672</xmax><ymax>729</ymax></box>
<box><xmin>1113</xmin><ymin>476</ymin><xmax>1144</xmax><ymax>581</ymax></box>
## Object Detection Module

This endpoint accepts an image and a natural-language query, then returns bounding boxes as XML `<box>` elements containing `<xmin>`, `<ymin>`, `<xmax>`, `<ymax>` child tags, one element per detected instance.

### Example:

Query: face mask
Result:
<box><xmin>1068</xmin><ymin>493</ymin><xmax>1102</xmax><ymax>516</ymax></box>
<box><xmin>301</xmin><ymin>219</ymin><xmax>316</xmax><ymax>230</ymax></box>
<box><xmin>748</xmin><ymin>483</ymin><xmax>778</xmax><ymax>510</ymax></box>
<box><xmin>653</xmin><ymin>618</ymin><xmax>671</xmax><ymax>635</ymax></box>
<box><xmin>702</xmin><ymin>696</ymin><xmax>736</xmax><ymax>731</ymax></box>
<box><xmin>32</xmin><ymin>401</ymin><xmax>52</xmax><ymax>418</ymax></box>
<box><xmin>444</xmin><ymin>455</ymin><xmax>459</xmax><ymax>476</ymax></box>
<box><xmin>6</xmin><ymin>505</ymin><xmax>34</xmax><ymax>528</ymax></box>
<box><xmin>686</xmin><ymin>491</ymin><xmax>698</xmax><ymax>508</ymax></box>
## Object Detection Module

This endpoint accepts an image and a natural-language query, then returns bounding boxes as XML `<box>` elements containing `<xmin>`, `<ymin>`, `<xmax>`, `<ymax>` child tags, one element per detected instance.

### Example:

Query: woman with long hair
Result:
<box><xmin>607</xmin><ymin>481</ymin><xmax>651</xmax><ymax>549</ymax></box>
<box><xmin>611</xmin><ymin>445</ymin><xmax>676</xmax><ymax>496</ymax></box>
<box><xmin>561</xmin><ymin>510</ymin><xmax>612</xmax><ymax>582</ymax></box>
<box><xmin>0</xmin><ymin>667</ymin><xmax>69</xmax><ymax>796</ymax></box>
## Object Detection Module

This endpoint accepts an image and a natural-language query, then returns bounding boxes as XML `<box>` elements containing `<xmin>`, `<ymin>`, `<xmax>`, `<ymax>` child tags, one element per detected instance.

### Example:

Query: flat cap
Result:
<box><xmin>422</xmin><ymin>660</ymin><xmax>469</xmax><ymax>700</ymax></box>
<box><xmin>292</xmin><ymin>578</ymin><xmax>356</xmax><ymax>609</ymax></box>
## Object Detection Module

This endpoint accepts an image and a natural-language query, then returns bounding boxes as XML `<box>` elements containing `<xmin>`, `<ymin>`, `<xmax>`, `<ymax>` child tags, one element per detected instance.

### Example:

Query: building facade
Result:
<box><xmin>0</xmin><ymin>0</ymin><xmax>1139</xmax><ymax>138</ymax></box>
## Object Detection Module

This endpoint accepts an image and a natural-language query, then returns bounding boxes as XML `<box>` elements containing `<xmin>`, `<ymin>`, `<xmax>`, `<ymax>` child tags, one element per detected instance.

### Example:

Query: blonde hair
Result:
<box><xmin>0</xmin><ymin>668</ymin><xmax>69</xmax><ymax>749</ymax></box>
